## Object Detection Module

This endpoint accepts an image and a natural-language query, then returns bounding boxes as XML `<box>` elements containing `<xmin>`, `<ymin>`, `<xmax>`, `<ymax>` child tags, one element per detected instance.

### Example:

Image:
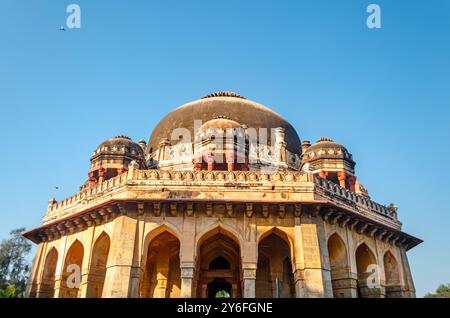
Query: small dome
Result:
<box><xmin>302</xmin><ymin>137</ymin><xmax>354</xmax><ymax>163</ymax></box>
<box><xmin>91</xmin><ymin>135</ymin><xmax>145</xmax><ymax>161</ymax></box>
<box><xmin>148</xmin><ymin>93</ymin><xmax>302</xmax><ymax>156</ymax></box>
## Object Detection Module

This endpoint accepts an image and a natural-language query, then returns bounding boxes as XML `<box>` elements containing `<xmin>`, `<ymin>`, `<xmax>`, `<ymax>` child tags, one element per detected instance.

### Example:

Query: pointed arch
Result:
<box><xmin>257</xmin><ymin>227</ymin><xmax>295</xmax><ymax>263</ymax></box>
<box><xmin>38</xmin><ymin>247</ymin><xmax>58</xmax><ymax>298</ymax></box>
<box><xmin>355</xmin><ymin>242</ymin><xmax>378</xmax><ymax>298</ymax></box>
<box><xmin>86</xmin><ymin>231</ymin><xmax>110</xmax><ymax>298</ymax></box>
<box><xmin>195</xmin><ymin>224</ymin><xmax>243</xmax><ymax>258</ymax></box>
<box><xmin>60</xmin><ymin>240</ymin><xmax>84</xmax><ymax>298</ymax></box>
<box><xmin>142</xmin><ymin>224</ymin><xmax>182</xmax><ymax>264</ymax></box>
<box><xmin>140</xmin><ymin>229</ymin><xmax>181</xmax><ymax>298</ymax></box>
<box><xmin>383</xmin><ymin>250</ymin><xmax>401</xmax><ymax>297</ymax></box>
<box><xmin>195</xmin><ymin>226</ymin><xmax>242</xmax><ymax>298</ymax></box>
<box><xmin>327</xmin><ymin>233</ymin><xmax>353</xmax><ymax>298</ymax></box>
<box><xmin>256</xmin><ymin>230</ymin><xmax>295</xmax><ymax>298</ymax></box>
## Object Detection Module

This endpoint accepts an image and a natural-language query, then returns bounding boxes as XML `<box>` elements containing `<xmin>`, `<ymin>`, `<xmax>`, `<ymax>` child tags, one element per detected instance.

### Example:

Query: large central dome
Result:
<box><xmin>148</xmin><ymin>92</ymin><xmax>302</xmax><ymax>155</ymax></box>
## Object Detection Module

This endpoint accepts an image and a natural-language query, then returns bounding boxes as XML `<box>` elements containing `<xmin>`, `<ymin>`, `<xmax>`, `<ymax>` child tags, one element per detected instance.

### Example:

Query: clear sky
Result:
<box><xmin>0</xmin><ymin>0</ymin><xmax>449</xmax><ymax>297</ymax></box>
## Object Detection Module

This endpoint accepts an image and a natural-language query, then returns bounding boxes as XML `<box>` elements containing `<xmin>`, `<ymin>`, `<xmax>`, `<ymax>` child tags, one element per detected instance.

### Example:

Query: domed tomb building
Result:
<box><xmin>24</xmin><ymin>92</ymin><xmax>421</xmax><ymax>298</ymax></box>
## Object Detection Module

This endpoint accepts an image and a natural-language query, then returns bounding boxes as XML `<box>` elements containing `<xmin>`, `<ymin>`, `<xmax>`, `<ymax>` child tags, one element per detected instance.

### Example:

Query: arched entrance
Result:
<box><xmin>86</xmin><ymin>232</ymin><xmax>110</xmax><ymax>298</ymax></box>
<box><xmin>256</xmin><ymin>232</ymin><xmax>295</xmax><ymax>298</ymax></box>
<box><xmin>196</xmin><ymin>228</ymin><xmax>242</xmax><ymax>298</ymax></box>
<box><xmin>383</xmin><ymin>251</ymin><xmax>401</xmax><ymax>297</ymax></box>
<box><xmin>327</xmin><ymin>233</ymin><xmax>353</xmax><ymax>298</ymax></box>
<box><xmin>38</xmin><ymin>247</ymin><xmax>58</xmax><ymax>298</ymax></box>
<box><xmin>60</xmin><ymin>240</ymin><xmax>84</xmax><ymax>298</ymax></box>
<box><xmin>140</xmin><ymin>231</ymin><xmax>181</xmax><ymax>298</ymax></box>
<box><xmin>355</xmin><ymin>243</ymin><xmax>378</xmax><ymax>298</ymax></box>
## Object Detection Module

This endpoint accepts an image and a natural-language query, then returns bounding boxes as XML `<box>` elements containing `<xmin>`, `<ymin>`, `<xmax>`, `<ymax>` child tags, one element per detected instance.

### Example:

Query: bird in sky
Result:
<box><xmin>54</xmin><ymin>186</ymin><xmax>60</xmax><ymax>190</ymax></box>
<box><xmin>59</xmin><ymin>25</ymin><xmax>66</xmax><ymax>32</ymax></box>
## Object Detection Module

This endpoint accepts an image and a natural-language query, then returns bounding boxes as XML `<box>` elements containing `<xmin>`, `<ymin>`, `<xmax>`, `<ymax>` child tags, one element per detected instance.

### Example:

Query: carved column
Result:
<box><xmin>180</xmin><ymin>266</ymin><xmax>195</xmax><ymax>298</ymax></box>
<box><xmin>242</xmin><ymin>208</ymin><xmax>257</xmax><ymax>298</ymax></box>
<box><xmin>180</xmin><ymin>212</ymin><xmax>196</xmax><ymax>297</ymax></box>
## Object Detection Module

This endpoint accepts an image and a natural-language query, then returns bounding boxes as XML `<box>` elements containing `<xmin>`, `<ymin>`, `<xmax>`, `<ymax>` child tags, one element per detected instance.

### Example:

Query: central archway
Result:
<box><xmin>196</xmin><ymin>228</ymin><xmax>242</xmax><ymax>298</ymax></box>
<box><xmin>207</xmin><ymin>279</ymin><xmax>232</xmax><ymax>298</ymax></box>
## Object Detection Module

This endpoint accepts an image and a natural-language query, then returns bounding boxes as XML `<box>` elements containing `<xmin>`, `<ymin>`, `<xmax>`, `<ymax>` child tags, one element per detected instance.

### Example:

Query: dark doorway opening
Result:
<box><xmin>207</xmin><ymin>278</ymin><xmax>232</xmax><ymax>298</ymax></box>
<box><xmin>209</xmin><ymin>256</ymin><xmax>230</xmax><ymax>270</ymax></box>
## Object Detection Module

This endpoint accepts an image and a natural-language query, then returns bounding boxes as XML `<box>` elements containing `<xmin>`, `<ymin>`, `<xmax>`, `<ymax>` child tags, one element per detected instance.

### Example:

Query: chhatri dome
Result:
<box><xmin>23</xmin><ymin>91</ymin><xmax>421</xmax><ymax>299</ymax></box>
<box><xmin>148</xmin><ymin>91</ymin><xmax>302</xmax><ymax>156</ymax></box>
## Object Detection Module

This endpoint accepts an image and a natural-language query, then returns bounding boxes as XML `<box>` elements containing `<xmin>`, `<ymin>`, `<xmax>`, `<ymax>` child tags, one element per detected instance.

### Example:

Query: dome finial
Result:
<box><xmin>317</xmin><ymin>137</ymin><xmax>334</xmax><ymax>143</ymax></box>
<box><xmin>202</xmin><ymin>91</ymin><xmax>246</xmax><ymax>99</ymax></box>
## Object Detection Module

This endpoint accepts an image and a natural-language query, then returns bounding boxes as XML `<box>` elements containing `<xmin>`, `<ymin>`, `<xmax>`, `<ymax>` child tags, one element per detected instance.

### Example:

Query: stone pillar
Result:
<box><xmin>79</xmin><ymin>226</ymin><xmax>95</xmax><ymax>298</ymax></box>
<box><xmin>180</xmin><ymin>213</ymin><xmax>196</xmax><ymax>298</ymax></box>
<box><xmin>207</xmin><ymin>153</ymin><xmax>214</xmax><ymax>171</ymax></box>
<box><xmin>315</xmin><ymin>213</ymin><xmax>334</xmax><ymax>298</ymax></box>
<box><xmin>26</xmin><ymin>243</ymin><xmax>45</xmax><ymax>298</ymax></box>
<box><xmin>154</xmin><ymin>248</ymin><xmax>170</xmax><ymax>298</ymax></box>
<box><xmin>98</xmin><ymin>167</ymin><xmax>106</xmax><ymax>184</ymax></box>
<box><xmin>242</xmin><ymin>266</ymin><xmax>257</xmax><ymax>298</ymax></box>
<box><xmin>242</xmin><ymin>210</ymin><xmax>257</xmax><ymax>298</ymax></box>
<box><xmin>117</xmin><ymin>167</ymin><xmax>127</xmax><ymax>175</ymax></box>
<box><xmin>158</xmin><ymin>139</ymin><xmax>171</xmax><ymax>161</ymax></box>
<box><xmin>293</xmin><ymin>269</ymin><xmax>305</xmax><ymax>298</ymax></box>
<box><xmin>330</xmin><ymin>272</ymin><xmax>358</xmax><ymax>298</ymax></box>
<box><xmin>54</xmin><ymin>236</ymin><xmax>69</xmax><ymax>298</ymax></box>
<box><xmin>319</xmin><ymin>170</ymin><xmax>328</xmax><ymax>179</ymax></box>
<box><xmin>399</xmin><ymin>247</ymin><xmax>416</xmax><ymax>298</ymax></box>
<box><xmin>226</xmin><ymin>154</ymin><xmax>234</xmax><ymax>172</ymax></box>
<box><xmin>102</xmin><ymin>211</ymin><xmax>140</xmax><ymax>298</ymax></box>
<box><xmin>337</xmin><ymin>171</ymin><xmax>346</xmax><ymax>188</ymax></box>
<box><xmin>348</xmin><ymin>176</ymin><xmax>357</xmax><ymax>193</ymax></box>
<box><xmin>274</xmin><ymin>127</ymin><xmax>287</xmax><ymax>165</ymax></box>
<box><xmin>88</xmin><ymin>171</ymin><xmax>97</xmax><ymax>187</ymax></box>
<box><xmin>180</xmin><ymin>266</ymin><xmax>195</xmax><ymax>298</ymax></box>
<box><xmin>294</xmin><ymin>210</ymin><xmax>333</xmax><ymax>298</ymax></box>
<box><xmin>293</xmin><ymin>207</ymin><xmax>305</xmax><ymax>298</ymax></box>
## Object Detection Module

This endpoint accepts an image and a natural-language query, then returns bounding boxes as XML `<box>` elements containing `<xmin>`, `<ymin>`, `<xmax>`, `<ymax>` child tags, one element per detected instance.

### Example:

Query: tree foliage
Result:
<box><xmin>424</xmin><ymin>283</ymin><xmax>450</xmax><ymax>298</ymax></box>
<box><xmin>0</xmin><ymin>228</ymin><xmax>32</xmax><ymax>298</ymax></box>
<box><xmin>215</xmin><ymin>290</ymin><xmax>231</xmax><ymax>298</ymax></box>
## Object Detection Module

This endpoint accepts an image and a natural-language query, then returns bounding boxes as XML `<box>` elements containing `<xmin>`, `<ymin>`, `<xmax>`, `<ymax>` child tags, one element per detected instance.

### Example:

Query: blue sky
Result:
<box><xmin>0</xmin><ymin>0</ymin><xmax>449</xmax><ymax>297</ymax></box>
